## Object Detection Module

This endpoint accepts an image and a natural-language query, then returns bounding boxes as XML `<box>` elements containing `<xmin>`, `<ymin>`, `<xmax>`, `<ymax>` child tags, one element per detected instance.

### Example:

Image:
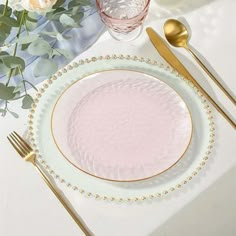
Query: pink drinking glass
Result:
<box><xmin>96</xmin><ymin>0</ymin><xmax>151</xmax><ymax>41</ymax></box>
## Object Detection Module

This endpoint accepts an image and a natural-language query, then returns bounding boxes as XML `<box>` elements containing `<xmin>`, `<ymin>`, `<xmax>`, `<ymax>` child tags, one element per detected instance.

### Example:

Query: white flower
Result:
<box><xmin>8</xmin><ymin>0</ymin><xmax>58</xmax><ymax>13</ymax></box>
<box><xmin>8</xmin><ymin>0</ymin><xmax>24</xmax><ymax>11</ymax></box>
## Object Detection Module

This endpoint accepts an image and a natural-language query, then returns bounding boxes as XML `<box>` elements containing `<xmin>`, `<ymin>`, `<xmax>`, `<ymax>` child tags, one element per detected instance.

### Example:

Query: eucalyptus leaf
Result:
<box><xmin>0</xmin><ymin>51</ymin><xmax>9</xmax><ymax>56</ymax></box>
<box><xmin>27</xmin><ymin>39</ymin><xmax>52</xmax><ymax>56</ymax></box>
<box><xmin>55</xmin><ymin>48</ymin><xmax>73</xmax><ymax>59</ymax></box>
<box><xmin>0</xmin><ymin>22</ymin><xmax>11</xmax><ymax>34</ymax></box>
<box><xmin>0</xmin><ymin>63</ymin><xmax>10</xmax><ymax>75</ymax></box>
<box><xmin>0</xmin><ymin>23</ymin><xmax>11</xmax><ymax>43</ymax></box>
<box><xmin>59</xmin><ymin>14</ymin><xmax>77</xmax><ymax>27</ymax></box>
<box><xmin>0</xmin><ymin>16</ymin><xmax>19</xmax><ymax>27</ymax></box>
<box><xmin>2</xmin><ymin>56</ymin><xmax>25</xmax><ymax>70</ymax></box>
<box><xmin>71</xmin><ymin>12</ymin><xmax>84</xmax><ymax>23</ymax></box>
<box><xmin>0</xmin><ymin>83</ymin><xmax>16</xmax><ymax>100</ymax></box>
<box><xmin>33</xmin><ymin>58</ymin><xmax>57</xmax><ymax>77</ymax></box>
<box><xmin>0</xmin><ymin>33</ymin><xmax>7</xmax><ymax>45</ymax></box>
<box><xmin>22</xmin><ymin>95</ymin><xmax>34</xmax><ymax>109</ymax></box>
<box><xmin>16</xmin><ymin>34</ymin><xmax>39</xmax><ymax>44</ymax></box>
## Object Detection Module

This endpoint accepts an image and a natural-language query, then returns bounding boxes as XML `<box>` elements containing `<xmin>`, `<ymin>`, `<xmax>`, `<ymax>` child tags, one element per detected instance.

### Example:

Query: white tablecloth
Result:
<box><xmin>1</xmin><ymin>0</ymin><xmax>236</xmax><ymax>235</ymax></box>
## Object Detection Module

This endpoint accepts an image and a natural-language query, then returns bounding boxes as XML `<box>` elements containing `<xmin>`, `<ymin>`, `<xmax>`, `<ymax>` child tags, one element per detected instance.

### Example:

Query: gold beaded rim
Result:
<box><xmin>28</xmin><ymin>54</ymin><xmax>215</xmax><ymax>203</ymax></box>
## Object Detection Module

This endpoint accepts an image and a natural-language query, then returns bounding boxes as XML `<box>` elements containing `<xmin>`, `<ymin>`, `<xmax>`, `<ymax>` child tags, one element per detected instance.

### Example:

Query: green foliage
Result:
<box><xmin>24</xmin><ymin>80</ymin><xmax>38</xmax><ymax>91</ymax></box>
<box><xmin>0</xmin><ymin>63</ymin><xmax>10</xmax><ymax>75</ymax></box>
<box><xmin>24</xmin><ymin>18</ymin><xmax>38</xmax><ymax>31</ymax></box>
<box><xmin>25</xmin><ymin>12</ymin><xmax>38</xmax><ymax>22</ymax></box>
<box><xmin>0</xmin><ymin>4</ymin><xmax>12</xmax><ymax>16</ymax></box>
<box><xmin>0</xmin><ymin>83</ymin><xmax>17</xmax><ymax>100</ymax></box>
<box><xmin>27</xmin><ymin>39</ymin><xmax>52</xmax><ymax>56</ymax></box>
<box><xmin>59</xmin><ymin>13</ymin><xmax>78</xmax><ymax>27</ymax></box>
<box><xmin>2</xmin><ymin>56</ymin><xmax>25</xmax><ymax>70</ymax></box>
<box><xmin>21</xmin><ymin>94</ymin><xmax>34</xmax><ymax>109</ymax></box>
<box><xmin>0</xmin><ymin>51</ymin><xmax>9</xmax><ymax>56</ymax></box>
<box><xmin>46</xmin><ymin>0</ymin><xmax>89</xmax><ymax>28</ymax></box>
<box><xmin>33</xmin><ymin>58</ymin><xmax>58</xmax><ymax>77</ymax></box>
<box><xmin>73</xmin><ymin>0</ymin><xmax>91</xmax><ymax>6</ymax></box>
<box><xmin>0</xmin><ymin>0</ymin><xmax>92</xmax><ymax>117</ymax></box>
<box><xmin>53</xmin><ymin>0</ymin><xmax>65</xmax><ymax>9</ymax></box>
<box><xmin>53</xmin><ymin>48</ymin><xmax>73</xmax><ymax>59</ymax></box>
<box><xmin>40</xmin><ymin>31</ymin><xmax>71</xmax><ymax>41</ymax></box>
<box><xmin>0</xmin><ymin>52</ymin><xmax>10</xmax><ymax>75</ymax></box>
<box><xmin>0</xmin><ymin>15</ymin><xmax>19</xmax><ymax>27</ymax></box>
<box><xmin>15</xmin><ymin>34</ymin><xmax>39</xmax><ymax>44</ymax></box>
<box><xmin>0</xmin><ymin>22</ymin><xmax>11</xmax><ymax>45</ymax></box>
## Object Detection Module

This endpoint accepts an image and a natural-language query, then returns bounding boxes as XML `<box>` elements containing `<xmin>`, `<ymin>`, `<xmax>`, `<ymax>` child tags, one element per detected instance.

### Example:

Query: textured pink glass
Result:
<box><xmin>96</xmin><ymin>0</ymin><xmax>151</xmax><ymax>41</ymax></box>
<box><xmin>52</xmin><ymin>70</ymin><xmax>192</xmax><ymax>182</ymax></box>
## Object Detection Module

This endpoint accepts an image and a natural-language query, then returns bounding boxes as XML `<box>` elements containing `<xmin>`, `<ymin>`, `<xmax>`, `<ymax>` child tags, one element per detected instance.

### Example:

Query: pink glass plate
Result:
<box><xmin>51</xmin><ymin>70</ymin><xmax>192</xmax><ymax>182</ymax></box>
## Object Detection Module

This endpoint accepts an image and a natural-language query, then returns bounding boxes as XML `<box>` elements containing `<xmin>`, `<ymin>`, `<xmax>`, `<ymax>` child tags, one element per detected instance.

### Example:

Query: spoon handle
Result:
<box><xmin>186</xmin><ymin>47</ymin><xmax>236</xmax><ymax>105</ymax></box>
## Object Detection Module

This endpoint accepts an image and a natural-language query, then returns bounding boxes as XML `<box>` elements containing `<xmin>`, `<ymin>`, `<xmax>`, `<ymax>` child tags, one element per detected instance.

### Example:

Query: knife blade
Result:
<box><xmin>146</xmin><ymin>27</ymin><xmax>236</xmax><ymax>129</ymax></box>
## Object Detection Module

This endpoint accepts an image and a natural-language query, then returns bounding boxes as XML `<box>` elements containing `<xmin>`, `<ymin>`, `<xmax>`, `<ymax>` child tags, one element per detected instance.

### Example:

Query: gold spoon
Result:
<box><xmin>164</xmin><ymin>19</ymin><xmax>236</xmax><ymax>105</ymax></box>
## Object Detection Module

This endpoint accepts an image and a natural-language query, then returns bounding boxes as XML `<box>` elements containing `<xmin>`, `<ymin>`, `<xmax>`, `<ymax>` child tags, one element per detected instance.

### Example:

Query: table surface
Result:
<box><xmin>1</xmin><ymin>0</ymin><xmax>236</xmax><ymax>235</ymax></box>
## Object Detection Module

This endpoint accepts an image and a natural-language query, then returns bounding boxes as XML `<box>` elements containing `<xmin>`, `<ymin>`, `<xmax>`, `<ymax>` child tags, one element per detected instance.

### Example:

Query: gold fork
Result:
<box><xmin>7</xmin><ymin>131</ymin><xmax>92</xmax><ymax>236</ymax></box>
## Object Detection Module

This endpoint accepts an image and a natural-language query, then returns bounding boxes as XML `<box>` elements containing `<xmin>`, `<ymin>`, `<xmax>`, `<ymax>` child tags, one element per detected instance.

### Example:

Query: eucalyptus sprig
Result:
<box><xmin>0</xmin><ymin>0</ymin><xmax>91</xmax><ymax>117</ymax></box>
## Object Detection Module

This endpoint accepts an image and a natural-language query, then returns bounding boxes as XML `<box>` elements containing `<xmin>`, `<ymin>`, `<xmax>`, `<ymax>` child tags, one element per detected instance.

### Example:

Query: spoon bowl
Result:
<box><xmin>164</xmin><ymin>19</ymin><xmax>189</xmax><ymax>48</ymax></box>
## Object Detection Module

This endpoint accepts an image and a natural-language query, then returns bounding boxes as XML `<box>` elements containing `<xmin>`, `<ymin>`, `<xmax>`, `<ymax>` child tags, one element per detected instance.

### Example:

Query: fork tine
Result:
<box><xmin>7</xmin><ymin>136</ymin><xmax>25</xmax><ymax>157</ymax></box>
<box><xmin>13</xmin><ymin>132</ymin><xmax>32</xmax><ymax>152</ymax></box>
<box><xmin>9</xmin><ymin>133</ymin><xmax>28</xmax><ymax>156</ymax></box>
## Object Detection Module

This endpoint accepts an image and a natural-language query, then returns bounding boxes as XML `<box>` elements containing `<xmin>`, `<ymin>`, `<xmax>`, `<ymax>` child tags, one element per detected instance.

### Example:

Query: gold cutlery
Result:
<box><xmin>146</xmin><ymin>27</ymin><xmax>236</xmax><ymax>129</ymax></box>
<box><xmin>7</xmin><ymin>131</ymin><xmax>92</xmax><ymax>236</ymax></box>
<box><xmin>164</xmin><ymin>19</ymin><xmax>236</xmax><ymax>105</ymax></box>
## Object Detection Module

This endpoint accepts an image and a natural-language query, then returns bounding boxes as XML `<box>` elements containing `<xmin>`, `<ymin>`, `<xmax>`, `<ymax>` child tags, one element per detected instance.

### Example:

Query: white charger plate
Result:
<box><xmin>28</xmin><ymin>55</ymin><xmax>215</xmax><ymax>202</ymax></box>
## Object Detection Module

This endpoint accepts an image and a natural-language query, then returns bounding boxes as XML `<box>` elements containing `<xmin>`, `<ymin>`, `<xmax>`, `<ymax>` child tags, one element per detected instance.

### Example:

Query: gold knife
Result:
<box><xmin>146</xmin><ymin>27</ymin><xmax>236</xmax><ymax>130</ymax></box>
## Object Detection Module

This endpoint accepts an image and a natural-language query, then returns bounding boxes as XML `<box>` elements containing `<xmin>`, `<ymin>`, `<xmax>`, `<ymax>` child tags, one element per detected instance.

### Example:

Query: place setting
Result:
<box><xmin>1</xmin><ymin>0</ymin><xmax>235</xmax><ymax>235</ymax></box>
